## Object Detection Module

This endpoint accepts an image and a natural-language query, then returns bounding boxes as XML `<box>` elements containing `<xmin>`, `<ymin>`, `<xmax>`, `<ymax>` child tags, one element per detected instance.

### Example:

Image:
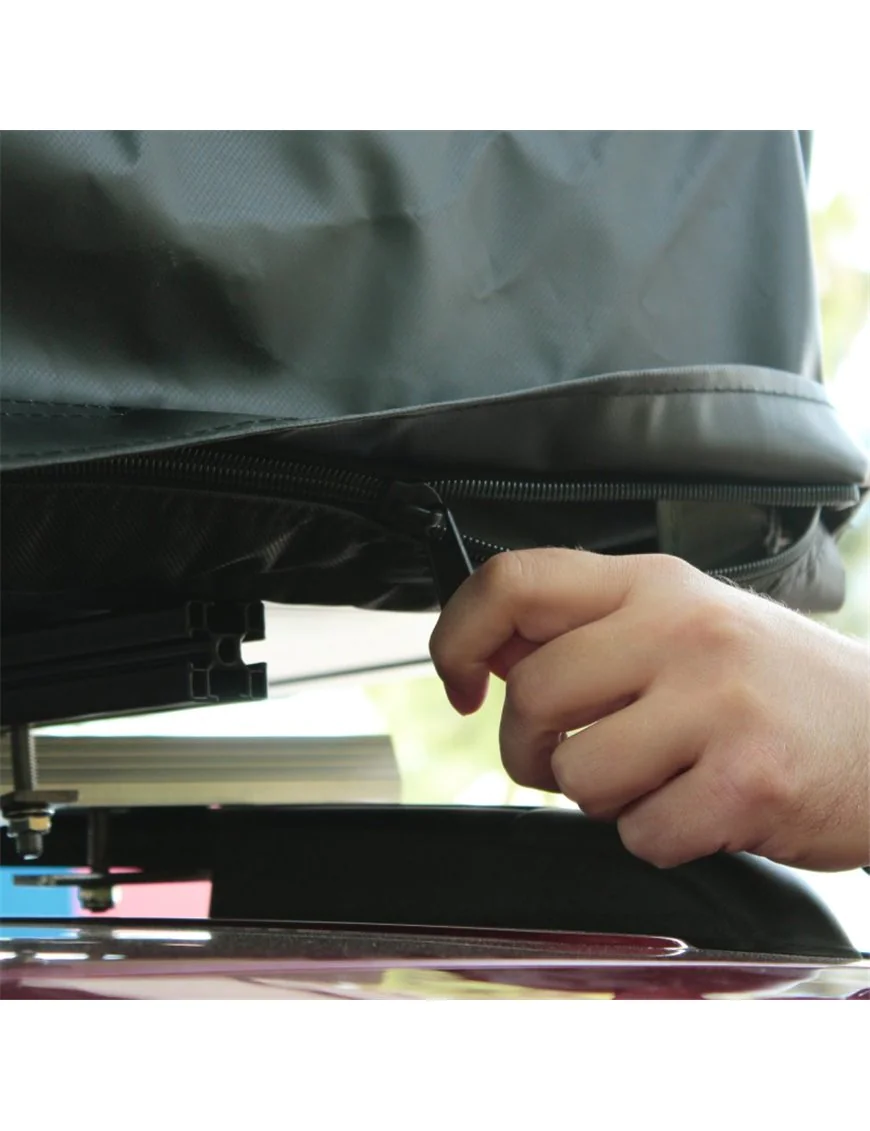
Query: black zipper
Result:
<box><xmin>712</xmin><ymin>516</ymin><xmax>824</xmax><ymax>583</ymax></box>
<box><xmin>9</xmin><ymin>448</ymin><xmax>859</xmax><ymax>603</ymax></box>
<box><xmin>11</xmin><ymin>447</ymin><xmax>859</xmax><ymax>508</ymax></box>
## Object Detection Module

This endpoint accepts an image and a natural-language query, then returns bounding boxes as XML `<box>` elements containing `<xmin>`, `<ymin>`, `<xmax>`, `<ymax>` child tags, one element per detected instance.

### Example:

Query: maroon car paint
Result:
<box><xmin>2</xmin><ymin>920</ymin><xmax>868</xmax><ymax>1000</ymax></box>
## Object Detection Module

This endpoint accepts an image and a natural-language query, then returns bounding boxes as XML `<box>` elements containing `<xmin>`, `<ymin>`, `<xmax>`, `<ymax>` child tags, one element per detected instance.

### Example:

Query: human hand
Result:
<box><xmin>429</xmin><ymin>549</ymin><xmax>870</xmax><ymax>871</ymax></box>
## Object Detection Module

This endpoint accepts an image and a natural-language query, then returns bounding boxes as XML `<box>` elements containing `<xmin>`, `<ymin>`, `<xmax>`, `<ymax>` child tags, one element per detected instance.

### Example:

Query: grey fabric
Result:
<box><xmin>2</xmin><ymin>130</ymin><xmax>833</xmax><ymax>461</ymax></box>
<box><xmin>1</xmin><ymin>131</ymin><xmax>866</xmax><ymax>617</ymax></box>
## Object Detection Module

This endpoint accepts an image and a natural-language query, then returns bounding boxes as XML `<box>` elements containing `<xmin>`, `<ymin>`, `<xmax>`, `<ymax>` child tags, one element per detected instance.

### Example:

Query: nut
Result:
<box><xmin>5</xmin><ymin>809</ymin><xmax>54</xmax><ymax>860</ymax></box>
<box><xmin>79</xmin><ymin>885</ymin><xmax>117</xmax><ymax>913</ymax></box>
<box><xmin>10</xmin><ymin>813</ymin><xmax>51</xmax><ymax>834</ymax></box>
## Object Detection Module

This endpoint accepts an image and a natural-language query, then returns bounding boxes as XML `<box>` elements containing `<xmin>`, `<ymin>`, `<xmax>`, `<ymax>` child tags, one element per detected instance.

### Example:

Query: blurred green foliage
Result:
<box><xmin>812</xmin><ymin>195</ymin><xmax>869</xmax><ymax>378</ymax></box>
<box><xmin>367</xmin><ymin>676</ymin><xmax>508</xmax><ymax>805</ymax></box>
<box><xmin>812</xmin><ymin>190</ymin><xmax>870</xmax><ymax>643</ymax></box>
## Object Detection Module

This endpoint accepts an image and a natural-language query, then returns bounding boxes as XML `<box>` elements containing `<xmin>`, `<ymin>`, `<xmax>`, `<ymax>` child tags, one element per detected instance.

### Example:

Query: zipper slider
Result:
<box><xmin>378</xmin><ymin>482</ymin><xmax>474</xmax><ymax>607</ymax></box>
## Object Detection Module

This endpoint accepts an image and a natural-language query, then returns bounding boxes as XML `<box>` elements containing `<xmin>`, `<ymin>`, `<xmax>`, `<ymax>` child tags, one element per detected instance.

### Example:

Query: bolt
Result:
<box><xmin>4</xmin><ymin>723</ymin><xmax>52</xmax><ymax>860</ymax></box>
<box><xmin>10</xmin><ymin>724</ymin><xmax>38</xmax><ymax>791</ymax></box>
<box><xmin>87</xmin><ymin>810</ymin><xmax>110</xmax><ymax>875</ymax></box>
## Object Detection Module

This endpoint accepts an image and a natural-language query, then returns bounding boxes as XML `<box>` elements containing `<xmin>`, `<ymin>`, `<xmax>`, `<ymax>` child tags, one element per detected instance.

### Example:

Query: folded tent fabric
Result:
<box><xmin>0</xmin><ymin>131</ymin><xmax>866</xmax><ymax>617</ymax></box>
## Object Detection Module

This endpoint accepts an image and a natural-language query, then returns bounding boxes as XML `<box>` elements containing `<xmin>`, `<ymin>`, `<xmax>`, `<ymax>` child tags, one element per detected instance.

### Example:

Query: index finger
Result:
<box><xmin>429</xmin><ymin>548</ymin><xmax>637</xmax><ymax>713</ymax></box>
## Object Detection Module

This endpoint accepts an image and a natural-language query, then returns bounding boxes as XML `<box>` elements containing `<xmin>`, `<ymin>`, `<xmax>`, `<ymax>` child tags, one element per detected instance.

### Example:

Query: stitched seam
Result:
<box><xmin>0</xmin><ymin>385</ymin><xmax>831</xmax><ymax>462</ymax></box>
<box><xmin>382</xmin><ymin>385</ymin><xmax>830</xmax><ymax>424</ymax></box>
<box><xmin>0</xmin><ymin>383</ymin><xmax>830</xmax><ymax>421</ymax></box>
<box><xmin>286</xmin><ymin>382</ymin><xmax>832</xmax><ymax>435</ymax></box>
<box><xmin>1</xmin><ymin>399</ymin><xmax>119</xmax><ymax>410</ymax></box>
<box><xmin>3</xmin><ymin>416</ymin><xmax>287</xmax><ymax>461</ymax></box>
<box><xmin>576</xmin><ymin>385</ymin><xmax>826</xmax><ymax>402</ymax></box>
<box><xmin>0</xmin><ymin>412</ymin><xmax>129</xmax><ymax>419</ymax></box>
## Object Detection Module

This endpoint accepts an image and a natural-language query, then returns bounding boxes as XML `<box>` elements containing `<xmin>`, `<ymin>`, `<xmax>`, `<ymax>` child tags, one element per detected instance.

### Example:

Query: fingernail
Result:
<box><xmin>445</xmin><ymin>684</ymin><xmax>474</xmax><ymax>715</ymax></box>
<box><xmin>445</xmin><ymin>677</ymin><xmax>490</xmax><ymax>716</ymax></box>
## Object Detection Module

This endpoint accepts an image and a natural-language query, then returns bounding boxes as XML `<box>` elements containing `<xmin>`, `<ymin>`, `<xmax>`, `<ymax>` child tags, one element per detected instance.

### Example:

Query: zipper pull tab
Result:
<box><xmin>424</xmin><ymin>500</ymin><xmax>475</xmax><ymax>608</ymax></box>
<box><xmin>379</xmin><ymin>482</ymin><xmax>474</xmax><ymax>607</ymax></box>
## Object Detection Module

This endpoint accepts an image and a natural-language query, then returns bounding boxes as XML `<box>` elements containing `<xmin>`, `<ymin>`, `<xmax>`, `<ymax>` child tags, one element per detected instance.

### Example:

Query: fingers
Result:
<box><xmin>430</xmin><ymin>544</ymin><xmax>870</xmax><ymax>872</ymax></box>
<box><xmin>498</xmin><ymin>611</ymin><xmax>661</xmax><ymax>788</ymax></box>
<box><xmin>616</xmin><ymin>758</ymin><xmax>763</xmax><ymax>869</ymax></box>
<box><xmin>550</xmin><ymin>694</ymin><xmax>707</xmax><ymax>821</ymax></box>
<box><xmin>430</xmin><ymin>549</ymin><xmax>637</xmax><ymax>714</ymax></box>
<box><xmin>488</xmin><ymin>635</ymin><xmax>539</xmax><ymax>681</ymax></box>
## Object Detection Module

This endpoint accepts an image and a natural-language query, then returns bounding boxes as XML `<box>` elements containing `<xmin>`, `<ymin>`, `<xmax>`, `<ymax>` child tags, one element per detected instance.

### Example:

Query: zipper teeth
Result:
<box><xmin>431</xmin><ymin>478</ymin><xmax>857</xmax><ymax>506</ymax></box>
<box><xmin>464</xmin><ymin>535</ymin><xmax>512</xmax><ymax>562</ymax></box>
<box><xmin>716</xmin><ymin>530</ymin><xmax>815</xmax><ymax>581</ymax></box>
<box><xmin>465</xmin><ymin>526</ymin><xmax>816</xmax><ymax>581</ymax></box>
<box><xmin>11</xmin><ymin>450</ymin><xmax>858</xmax><ymax>509</ymax></box>
<box><xmin>82</xmin><ymin>452</ymin><xmax>385</xmax><ymax>506</ymax></box>
<box><xmin>9</xmin><ymin>450</ymin><xmax>828</xmax><ymax>585</ymax></box>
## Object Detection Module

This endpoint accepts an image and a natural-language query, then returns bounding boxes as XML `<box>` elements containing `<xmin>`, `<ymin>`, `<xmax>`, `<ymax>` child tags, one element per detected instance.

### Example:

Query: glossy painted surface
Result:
<box><xmin>2</xmin><ymin>919</ymin><xmax>869</xmax><ymax>999</ymax></box>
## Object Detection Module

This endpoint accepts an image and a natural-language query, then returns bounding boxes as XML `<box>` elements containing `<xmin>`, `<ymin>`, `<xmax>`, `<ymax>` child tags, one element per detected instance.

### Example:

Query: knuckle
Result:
<box><xmin>673</xmin><ymin>596</ymin><xmax>745</xmax><ymax>655</ymax></box>
<box><xmin>551</xmin><ymin>743</ymin><xmax>584</xmax><ymax>800</ymax></box>
<box><xmin>428</xmin><ymin>625</ymin><xmax>460</xmax><ymax>682</ymax></box>
<box><xmin>553</xmin><ymin>748</ymin><xmax>611</xmax><ymax>818</ymax></box>
<box><xmin>646</xmin><ymin>553</ymin><xmax>697</xmax><ymax>584</ymax></box>
<box><xmin>617</xmin><ymin>816</ymin><xmax>676</xmax><ymax>869</ymax></box>
<box><xmin>499</xmin><ymin>718</ymin><xmax>556</xmax><ymax>792</ymax></box>
<box><xmin>712</xmin><ymin>747</ymin><xmax>790</xmax><ymax>813</ymax></box>
<box><xmin>626</xmin><ymin>553</ymin><xmax>700</xmax><ymax>598</ymax></box>
<box><xmin>427</xmin><ymin>624</ymin><xmax>448</xmax><ymax>673</ymax></box>
<box><xmin>577</xmin><ymin>794</ymin><xmax>617</xmax><ymax>822</ymax></box>
<box><xmin>476</xmin><ymin>547</ymin><xmax>579</xmax><ymax>603</ymax></box>
<box><xmin>504</xmin><ymin>659</ymin><xmax>551</xmax><ymax>726</ymax></box>
<box><xmin>620</xmin><ymin>552</ymin><xmax>691</xmax><ymax>603</ymax></box>
<box><xmin>713</xmin><ymin>676</ymin><xmax>766</xmax><ymax>725</ymax></box>
<box><xmin>502</xmin><ymin>751</ymin><xmax>546</xmax><ymax>791</ymax></box>
<box><xmin>475</xmin><ymin>550</ymin><xmax>529</xmax><ymax>600</ymax></box>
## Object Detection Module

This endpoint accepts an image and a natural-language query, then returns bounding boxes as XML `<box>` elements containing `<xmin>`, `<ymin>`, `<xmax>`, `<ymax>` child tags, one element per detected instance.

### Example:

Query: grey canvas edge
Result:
<box><xmin>2</xmin><ymin>364</ymin><xmax>868</xmax><ymax>485</ymax></box>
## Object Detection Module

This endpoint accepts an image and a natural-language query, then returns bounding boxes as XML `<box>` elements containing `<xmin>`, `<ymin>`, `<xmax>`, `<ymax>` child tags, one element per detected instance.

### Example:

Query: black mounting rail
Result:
<box><xmin>2</xmin><ymin>804</ymin><xmax>860</xmax><ymax>960</ymax></box>
<box><xmin>0</xmin><ymin>601</ymin><xmax>267</xmax><ymax>727</ymax></box>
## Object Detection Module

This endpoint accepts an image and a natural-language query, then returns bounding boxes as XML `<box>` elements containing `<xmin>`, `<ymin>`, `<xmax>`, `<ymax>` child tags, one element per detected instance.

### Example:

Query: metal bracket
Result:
<box><xmin>0</xmin><ymin>724</ymin><xmax>79</xmax><ymax>859</ymax></box>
